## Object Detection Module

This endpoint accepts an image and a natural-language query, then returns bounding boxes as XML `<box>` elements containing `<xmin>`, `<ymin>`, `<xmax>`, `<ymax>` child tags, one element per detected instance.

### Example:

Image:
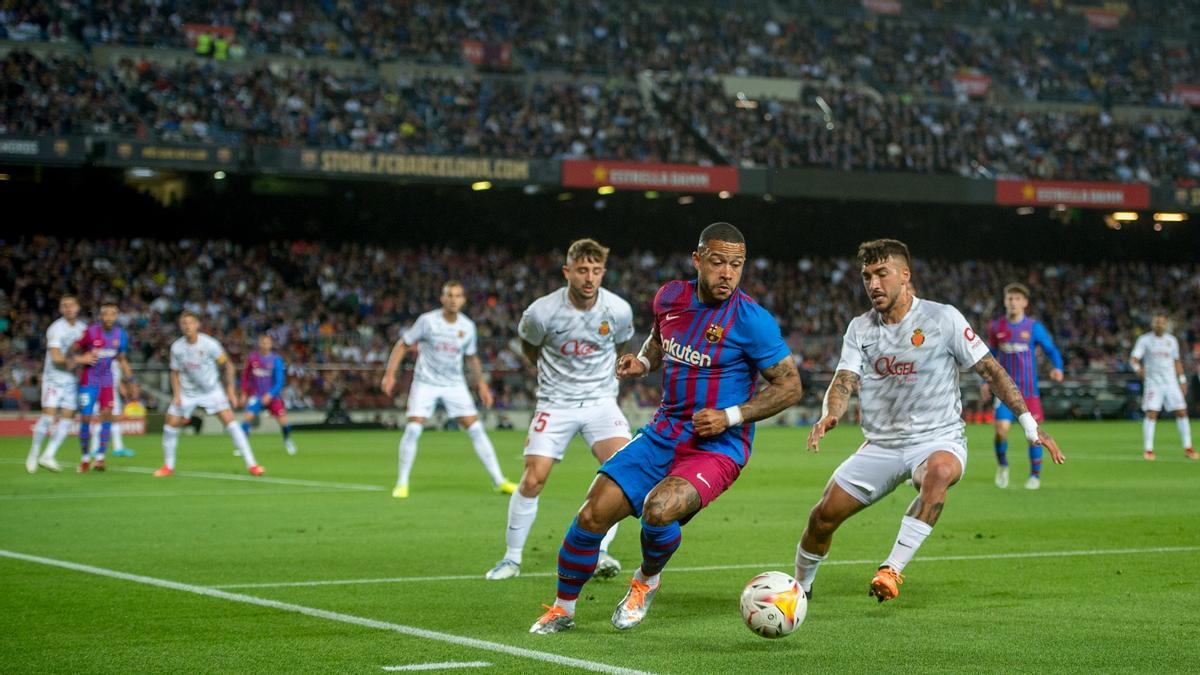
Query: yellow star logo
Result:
<box><xmin>772</xmin><ymin>587</ymin><xmax>799</xmax><ymax>620</ymax></box>
<box><xmin>1022</xmin><ymin>183</ymin><xmax>1036</xmax><ymax>200</ymax></box>
<box><xmin>592</xmin><ymin>165</ymin><xmax>608</xmax><ymax>183</ymax></box>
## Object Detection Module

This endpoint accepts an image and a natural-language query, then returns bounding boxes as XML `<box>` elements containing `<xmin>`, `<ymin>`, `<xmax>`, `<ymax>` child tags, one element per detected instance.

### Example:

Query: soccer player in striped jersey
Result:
<box><xmin>73</xmin><ymin>301</ymin><xmax>138</xmax><ymax>473</ymax></box>
<box><xmin>983</xmin><ymin>283</ymin><xmax>1064</xmax><ymax>490</ymax></box>
<box><xmin>240</xmin><ymin>334</ymin><xmax>297</xmax><ymax>456</ymax></box>
<box><xmin>529</xmin><ymin>223</ymin><xmax>803</xmax><ymax>634</ymax></box>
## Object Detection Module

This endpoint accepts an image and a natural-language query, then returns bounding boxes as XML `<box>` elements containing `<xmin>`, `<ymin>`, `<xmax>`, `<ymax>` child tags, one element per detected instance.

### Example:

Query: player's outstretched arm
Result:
<box><xmin>692</xmin><ymin>356</ymin><xmax>802</xmax><ymax>437</ymax></box>
<box><xmin>808</xmin><ymin>369</ymin><xmax>858</xmax><ymax>452</ymax></box>
<box><xmin>616</xmin><ymin>326</ymin><xmax>663</xmax><ymax>379</ymax></box>
<box><xmin>380</xmin><ymin>341</ymin><xmax>408</xmax><ymax>396</ymax></box>
<box><xmin>973</xmin><ymin>355</ymin><xmax>1064</xmax><ymax>464</ymax></box>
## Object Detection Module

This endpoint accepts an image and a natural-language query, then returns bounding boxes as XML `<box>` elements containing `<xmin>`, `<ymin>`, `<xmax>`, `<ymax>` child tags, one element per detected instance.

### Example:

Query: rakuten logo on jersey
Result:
<box><xmin>560</xmin><ymin>340</ymin><xmax>599</xmax><ymax>357</ymax></box>
<box><xmin>999</xmin><ymin>343</ymin><xmax>1030</xmax><ymax>353</ymax></box>
<box><xmin>874</xmin><ymin>356</ymin><xmax>917</xmax><ymax>377</ymax></box>
<box><xmin>662</xmin><ymin>337</ymin><xmax>712</xmax><ymax>367</ymax></box>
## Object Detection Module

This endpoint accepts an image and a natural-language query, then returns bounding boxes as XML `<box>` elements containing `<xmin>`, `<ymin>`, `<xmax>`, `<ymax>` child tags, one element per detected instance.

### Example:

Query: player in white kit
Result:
<box><xmin>794</xmin><ymin>239</ymin><xmax>1063</xmax><ymax>603</ymax></box>
<box><xmin>27</xmin><ymin>295</ymin><xmax>90</xmax><ymax>473</ymax></box>
<box><xmin>1131</xmin><ymin>312</ymin><xmax>1195</xmax><ymax>460</ymax></box>
<box><xmin>154</xmin><ymin>311</ymin><xmax>263</xmax><ymax>477</ymax></box>
<box><xmin>380</xmin><ymin>281</ymin><xmax>515</xmax><ymax>499</ymax></box>
<box><xmin>485</xmin><ymin>239</ymin><xmax>635</xmax><ymax>581</ymax></box>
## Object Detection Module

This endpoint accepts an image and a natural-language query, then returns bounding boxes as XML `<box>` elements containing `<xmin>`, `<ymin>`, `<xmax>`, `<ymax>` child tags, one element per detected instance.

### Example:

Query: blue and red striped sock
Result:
<box><xmin>555</xmin><ymin>517</ymin><xmax>604</xmax><ymax>611</ymax></box>
<box><xmin>1029</xmin><ymin>444</ymin><xmax>1043</xmax><ymax>477</ymax></box>
<box><xmin>639</xmin><ymin>520</ymin><xmax>682</xmax><ymax>578</ymax></box>
<box><xmin>994</xmin><ymin>437</ymin><xmax>1008</xmax><ymax>467</ymax></box>
<box><xmin>79</xmin><ymin>422</ymin><xmax>91</xmax><ymax>457</ymax></box>
<box><xmin>97</xmin><ymin>421</ymin><xmax>111</xmax><ymax>457</ymax></box>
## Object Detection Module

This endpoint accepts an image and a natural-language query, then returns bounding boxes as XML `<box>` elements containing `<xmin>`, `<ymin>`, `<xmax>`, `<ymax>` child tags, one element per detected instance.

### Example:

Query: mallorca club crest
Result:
<box><xmin>457</xmin><ymin>330</ymin><xmax>465</xmax><ymax>338</ymax></box>
<box><xmin>705</xmin><ymin>323</ymin><xmax>725</xmax><ymax>343</ymax></box>
<box><xmin>599</xmin><ymin>320</ymin><xmax>610</xmax><ymax>336</ymax></box>
<box><xmin>911</xmin><ymin>328</ymin><xmax>926</xmax><ymax>347</ymax></box>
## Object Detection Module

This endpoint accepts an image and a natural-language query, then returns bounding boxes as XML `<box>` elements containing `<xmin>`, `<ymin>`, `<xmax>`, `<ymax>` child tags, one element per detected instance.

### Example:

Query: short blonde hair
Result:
<box><xmin>566</xmin><ymin>238</ymin><xmax>609</xmax><ymax>265</ymax></box>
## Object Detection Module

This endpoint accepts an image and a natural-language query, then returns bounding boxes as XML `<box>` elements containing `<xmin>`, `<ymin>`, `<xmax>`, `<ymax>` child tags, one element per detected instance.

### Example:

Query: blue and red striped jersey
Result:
<box><xmin>645</xmin><ymin>280</ymin><xmax>792</xmax><ymax>465</ymax></box>
<box><xmin>986</xmin><ymin>316</ymin><xmax>1063</xmax><ymax>399</ymax></box>
<box><xmin>76</xmin><ymin>323</ymin><xmax>127</xmax><ymax>387</ymax></box>
<box><xmin>242</xmin><ymin>351</ymin><xmax>285</xmax><ymax>397</ymax></box>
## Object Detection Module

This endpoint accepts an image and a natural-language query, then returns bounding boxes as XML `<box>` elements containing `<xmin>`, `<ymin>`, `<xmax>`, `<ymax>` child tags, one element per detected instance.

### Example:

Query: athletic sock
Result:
<box><xmin>226</xmin><ymin>422</ymin><xmax>257</xmax><ymax>467</ymax></box>
<box><xmin>634</xmin><ymin>566</ymin><xmax>660</xmax><ymax>589</ymax></box>
<box><xmin>882</xmin><ymin>515</ymin><xmax>934</xmax><ymax>573</ymax></box>
<box><xmin>1143</xmin><ymin>417</ymin><xmax>1157</xmax><ymax>452</ymax></box>
<box><xmin>466</xmin><ymin>420</ymin><xmax>505</xmax><ymax>485</ymax></box>
<box><xmin>555</xmin><ymin>517</ymin><xmax>605</xmax><ymax>616</ymax></box>
<box><xmin>599</xmin><ymin>522</ymin><xmax>620</xmax><ymax>554</ymax></box>
<box><xmin>96</xmin><ymin>421</ymin><xmax>111</xmax><ymax>458</ymax></box>
<box><xmin>111</xmin><ymin>418</ymin><xmax>123</xmax><ymax>450</ymax></box>
<box><xmin>639</xmin><ymin>520</ymin><xmax>681</xmax><ymax>578</ymax></box>
<box><xmin>89</xmin><ymin>422</ymin><xmax>100</xmax><ymax>453</ymax></box>
<box><xmin>43</xmin><ymin>419</ymin><xmax>73</xmax><ymax>460</ymax></box>
<box><xmin>397</xmin><ymin>422</ymin><xmax>423</xmax><ymax>486</ymax></box>
<box><xmin>794</xmin><ymin>544</ymin><xmax>827</xmax><ymax>593</ymax></box>
<box><xmin>241</xmin><ymin>421</ymin><xmax>251</xmax><ymax>436</ymax></box>
<box><xmin>504</xmin><ymin>491</ymin><xmax>539</xmax><ymax>564</ymax></box>
<box><xmin>994</xmin><ymin>437</ymin><xmax>1008</xmax><ymax>467</ymax></box>
<box><xmin>1028</xmin><ymin>443</ymin><xmax>1043</xmax><ymax>477</ymax></box>
<box><xmin>162</xmin><ymin>425</ymin><xmax>180</xmax><ymax>470</ymax></box>
<box><xmin>79</xmin><ymin>420</ymin><xmax>91</xmax><ymax>458</ymax></box>
<box><xmin>1177</xmin><ymin>416</ymin><xmax>1193</xmax><ymax>450</ymax></box>
<box><xmin>281</xmin><ymin>424</ymin><xmax>292</xmax><ymax>441</ymax></box>
<box><xmin>30</xmin><ymin>414</ymin><xmax>53</xmax><ymax>460</ymax></box>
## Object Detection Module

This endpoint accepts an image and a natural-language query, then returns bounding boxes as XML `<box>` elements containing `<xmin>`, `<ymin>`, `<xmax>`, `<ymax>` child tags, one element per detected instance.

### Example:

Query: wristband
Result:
<box><xmin>636</xmin><ymin>355</ymin><xmax>651</xmax><ymax>376</ymax></box>
<box><xmin>1018</xmin><ymin>412</ymin><xmax>1039</xmax><ymax>443</ymax></box>
<box><xmin>724</xmin><ymin>405</ymin><xmax>744</xmax><ymax>427</ymax></box>
<box><xmin>1181</xmin><ymin>375</ymin><xmax>1188</xmax><ymax>385</ymax></box>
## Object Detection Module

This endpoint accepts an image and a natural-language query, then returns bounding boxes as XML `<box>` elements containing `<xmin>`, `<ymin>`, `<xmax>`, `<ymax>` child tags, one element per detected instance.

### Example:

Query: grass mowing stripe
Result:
<box><xmin>0</xmin><ymin>548</ymin><xmax>652</xmax><ymax>675</ymax></box>
<box><xmin>382</xmin><ymin>663</ymin><xmax>492</xmax><ymax>671</ymax></box>
<box><xmin>211</xmin><ymin>545</ymin><xmax>1200</xmax><ymax>589</ymax></box>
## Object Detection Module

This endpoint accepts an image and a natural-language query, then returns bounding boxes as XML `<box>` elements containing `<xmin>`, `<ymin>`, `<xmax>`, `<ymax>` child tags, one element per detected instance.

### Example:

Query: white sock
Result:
<box><xmin>112</xmin><ymin>420</ymin><xmax>124</xmax><ymax>449</ymax></box>
<box><xmin>89</xmin><ymin>422</ymin><xmax>100</xmax><ymax>452</ymax></box>
<box><xmin>162</xmin><ymin>425</ymin><xmax>180</xmax><ymax>470</ymax></box>
<box><xmin>43</xmin><ymin>418</ymin><xmax>73</xmax><ymax>460</ymax></box>
<box><xmin>504</xmin><ymin>491</ymin><xmax>539</xmax><ymax>564</ymax></box>
<box><xmin>599</xmin><ymin>522</ymin><xmax>620</xmax><ymax>554</ymax></box>
<box><xmin>553</xmin><ymin>597</ymin><xmax>576</xmax><ymax>616</ymax></box>
<box><xmin>634</xmin><ymin>567</ymin><xmax>660</xmax><ymax>588</ymax></box>
<box><xmin>226</xmin><ymin>422</ymin><xmax>257</xmax><ymax>467</ymax></box>
<box><xmin>1143</xmin><ymin>417</ymin><xmax>1157</xmax><ymax>451</ymax></box>
<box><xmin>1177</xmin><ymin>416</ymin><xmax>1193</xmax><ymax>449</ymax></box>
<box><xmin>883</xmin><ymin>515</ymin><xmax>934</xmax><ymax>573</ymax></box>
<box><xmin>397</xmin><ymin>422</ymin><xmax>423</xmax><ymax>486</ymax></box>
<box><xmin>466</xmin><ymin>421</ymin><xmax>505</xmax><ymax>485</ymax></box>
<box><xmin>29</xmin><ymin>414</ymin><xmax>53</xmax><ymax>460</ymax></box>
<box><xmin>794</xmin><ymin>544</ymin><xmax>827</xmax><ymax>593</ymax></box>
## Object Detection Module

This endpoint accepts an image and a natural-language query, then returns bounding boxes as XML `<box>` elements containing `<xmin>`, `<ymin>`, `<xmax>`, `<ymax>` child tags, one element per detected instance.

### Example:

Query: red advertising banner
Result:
<box><xmin>461</xmin><ymin>40</ymin><xmax>513</xmax><ymax>69</ymax></box>
<box><xmin>953</xmin><ymin>71</ymin><xmax>992</xmax><ymax>98</ymax></box>
<box><xmin>562</xmin><ymin>160</ymin><xmax>739</xmax><ymax>193</ymax></box>
<box><xmin>862</xmin><ymin>0</ymin><xmax>902</xmax><ymax>15</ymax></box>
<box><xmin>0</xmin><ymin>417</ymin><xmax>146</xmax><ymax>437</ymax></box>
<box><xmin>1173</xmin><ymin>84</ymin><xmax>1200</xmax><ymax>108</ymax></box>
<box><xmin>996</xmin><ymin>180</ymin><xmax>1150</xmax><ymax>209</ymax></box>
<box><xmin>1082</xmin><ymin>8</ymin><xmax>1121</xmax><ymax>29</ymax></box>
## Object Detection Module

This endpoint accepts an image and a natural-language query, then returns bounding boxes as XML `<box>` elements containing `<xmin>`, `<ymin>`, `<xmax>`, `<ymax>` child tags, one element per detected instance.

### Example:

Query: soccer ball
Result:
<box><xmin>740</xmin><ymin>571</ymin><xmax>807</xmax><ymax>639</ymax></box>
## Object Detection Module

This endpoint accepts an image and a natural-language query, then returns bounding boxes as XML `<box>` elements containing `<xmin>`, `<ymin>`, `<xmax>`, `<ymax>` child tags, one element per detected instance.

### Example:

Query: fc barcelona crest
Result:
<box><xmin>911</xmin><ymin>329</ymin><xmax>925</xmax><ymax>347</ymax></box>
<box><xmin>599</xmin><ymin>320</ymin><xmax>610</xmax><ymax>336</ymax></box>
<box><xmin>705</xmin><ymin>323</ymin><xmax>725</xmax><ymax>343</ymax></box>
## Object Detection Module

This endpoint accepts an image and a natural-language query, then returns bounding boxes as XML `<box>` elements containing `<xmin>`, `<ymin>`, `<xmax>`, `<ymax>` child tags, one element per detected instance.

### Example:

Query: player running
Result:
<box><xmin>529</xmin><ymin>223</ymin><xmax>802</xmax><ymax>634</ymax></box>
<box><xmin>485</xmin><ymin>239</ymin><xmax>635</xmax><ymax>581</ymax></box>
<box><xmin>983</xmin><ymin>283</ymin><xmax>1064</xmax><ymax>490</ymax></box>
<box><xmin>73</xmin><ymin>301</ymin><xmax>137</xmax><ymax>473</ymax></box>
<box><xmin>240</xmin><ymin>333</ymin><xmax>297</xmax><ymax>456</ymax></box>
<box><xmin>380</xmin><ymin>281</ymin><xmax>515</xmax><ymax>499</ymax></box>
<box><xmin>27</xmin><ymin>295</ymin><xmax>89</xmax><ymax>473</ymax></box>
<box><xmin>1131</xmin><ymin>312</ymin><xmax>1194</xmax><ymax>460</ymax></box>
<box><xmin>154</xmin><ymin>311</ymin><xmax>263</xmax><ymax>477</ymax></box>
<box><xmin>795</xmin><ymin>239</ymin><xmax>1063</xmax><ymax>604</ymax></box>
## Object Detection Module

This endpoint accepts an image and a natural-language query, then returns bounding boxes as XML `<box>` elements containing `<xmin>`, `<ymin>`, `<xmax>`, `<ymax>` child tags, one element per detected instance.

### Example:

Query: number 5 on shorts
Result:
<box><xmin>532</xmin><ymin>412</ymin><xmax>550</xmax><ymax>433</ymax></box>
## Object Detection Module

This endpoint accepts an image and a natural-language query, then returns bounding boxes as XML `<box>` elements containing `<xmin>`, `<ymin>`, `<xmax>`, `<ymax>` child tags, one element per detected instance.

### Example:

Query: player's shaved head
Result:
<box><xmin>693</xmin><ymin>223</ymin><xmax>747</xmax><ymax>303</ymax></box>
<box><xmin>857</xmin><ymin>239</ymin><xmax>910</xmax><ymax>268</ymax></box>
<box><xmin>566</xmin><ymin>238</ymin><xmax>609</xmax><ymax>265</ymax></box>
<box><xmin>698</xmin><ymin>222</ymin><xmax>745</xmax><ymax>252</ymax></box>
<box><xmin>440</xmin><ymin>281</ymin><xmax>466</xmax><ymax>315</ymax></box>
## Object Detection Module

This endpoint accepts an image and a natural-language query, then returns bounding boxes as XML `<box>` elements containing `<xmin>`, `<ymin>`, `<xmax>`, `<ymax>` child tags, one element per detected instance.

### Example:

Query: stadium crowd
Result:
<box><xmin>2</xmin><ymin>237</ymin><xmax>1197</xmax><ymax>413</ymax></box>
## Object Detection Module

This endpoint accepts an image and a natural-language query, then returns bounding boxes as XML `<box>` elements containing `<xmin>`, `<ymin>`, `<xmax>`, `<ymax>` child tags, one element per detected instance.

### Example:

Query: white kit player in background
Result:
<box><xmin>154</xmin><ymin>311</ymin><xmax>264</xmax><ymax>477</ymax></box>
<box><xmin>27</xmin><ymin>295</ymin><xmax>91</xmax><ymax>473</ymax></box>
<box><xmin>794</xmin><ymin>239</ymin><xmax>1063</xmax><ymax>604</ymax></box>
<box><xmin>1131</xmin><ymin>312</ymin><xmax>1195</xmax><ymax>460</ymax></box>
<box><xmin>90</xmin><ymin>357</ymin><xmax>134</xmax><ymax>459</ymax></box>
<box><xmin>380</xmin><ymin>281</ymin><xmax>516</xmax><ymax>499</ymax></box>
<box><xmin>485</xmin><ymin>239</ymin><xmax>635</xmax><ymax>581</ymax></box>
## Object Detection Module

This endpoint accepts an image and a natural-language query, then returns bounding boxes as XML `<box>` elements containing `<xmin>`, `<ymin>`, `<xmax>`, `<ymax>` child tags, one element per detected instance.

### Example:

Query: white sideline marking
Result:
<box><xmin>212</xmin><ymin>545</ymin><xmax>1200</xmax><ymax>589</ymax></box>
<box><xmin>0</xmin><ymin>549</ymin><xmax>650</xmax><ymax>675</ymax></box>
<box><xmin>0</xmin><ymin>488</ymin><xmax>347</xmax><ymax>501</ymax></box>
<box><xmin>108</xmin><ymin>466</ymin><xmax>387</xmax><ymax>492</ymax></box>
<box><xmin>382</xmin><ymin>662</ymin><xmax>491</xmax><ymax>672</ymax></box>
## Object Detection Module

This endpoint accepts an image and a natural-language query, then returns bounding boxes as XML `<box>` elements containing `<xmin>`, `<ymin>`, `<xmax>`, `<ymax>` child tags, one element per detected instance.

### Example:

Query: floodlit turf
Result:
<box><xmin>2</xmin><ymin>420</ymin><xmax>1198</xmax><ymax>673</ymax></box>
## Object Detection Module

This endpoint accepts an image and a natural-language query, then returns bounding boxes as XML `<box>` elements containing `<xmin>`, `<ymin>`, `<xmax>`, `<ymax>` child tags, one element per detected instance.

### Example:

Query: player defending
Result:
<box><xmin>485</xmin><ymin>239</ymin><xmax>635</xmax><ymax>581</ymax></box>
<box><xmin>380</xmin><ymin>281</ymin><xmax>515</xmax><ymax>498</ymax></box>
<box><xmin>529</xmin><ymin>223</ymin><xmax>802</xmax><ymax>634</ymax></box>
<box><xmin>90</xmin><ymin>357</ymin><xmax>135</xmax><ymax>459</ymax></box>
<box><xmin>983</xmin><ymin>283</ymin><xmax>1064</xmax><ymax>490</ymax></box>
<box><xmin>73</xmin><ymin>301</ymin><xmax>137</xmax><ymax>472</ymax></box>
<box><xmin>154</xmin><ymin>311</ymin><xmax>263</xmax><ymax>477</ymax></box>
<box><xmin>1131</xmin><ymin>312</ymin><xmax>1195</xmax><ymax>460</ymax></box>
<box><xmin>795</xmin><ymin>239</ymin><xmax>1063</xmax><ymax>604</ymax></box>
<box><xmin>240</xmin><ymin>334</ymin><xmax>297</xmax><ymax>456</ymax></box>
<box><xmin>27</xmin><ymin>295</ymin><xmax>89</xmax><ymax>473</ymax></box>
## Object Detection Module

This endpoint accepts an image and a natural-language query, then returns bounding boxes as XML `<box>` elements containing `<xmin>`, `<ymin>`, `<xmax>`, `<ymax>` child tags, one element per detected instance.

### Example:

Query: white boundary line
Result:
<box><xmin>0</xmin><ymin>549</ymin><xmax>651</xmax><ymax>675</ymax></box>
<box><xmin>383</xmin><ymin>663</ymin><xmax>491</xmax><ymax>672</ymax></box>
<box><xmin>0</xmin><ymin>488</ymin><xmax>349</xmax><ymax>501</ymax></box>
<box><xmin>2</xmin><ymin>458</ymin><xmax>386</xmax><ymax>492</ymax></box>
<box><xmin>212</xmin><ymin>545</ymin><xmax>1200</xmax><ymax>589</ymax></box>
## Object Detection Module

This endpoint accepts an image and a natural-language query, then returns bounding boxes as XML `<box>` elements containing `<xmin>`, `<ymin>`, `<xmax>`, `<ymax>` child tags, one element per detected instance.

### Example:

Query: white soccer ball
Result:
<box><xmin>740</xmin><ymin>571</ymin><xmax>807</xmax><ymax>639</ymax></box>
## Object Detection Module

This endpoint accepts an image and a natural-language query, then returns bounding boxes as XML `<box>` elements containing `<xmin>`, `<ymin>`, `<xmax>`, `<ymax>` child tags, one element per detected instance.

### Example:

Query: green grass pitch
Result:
<box><xmin>1</xmin><ymin>421</ymin><xmax>1197</xmax><ymax>673</ymax></box>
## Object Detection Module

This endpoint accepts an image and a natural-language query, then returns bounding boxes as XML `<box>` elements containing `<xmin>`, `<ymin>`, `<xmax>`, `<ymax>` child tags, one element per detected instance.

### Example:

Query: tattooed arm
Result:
<box><xmin>807</xmin><ymin>369</ymin><xmax>859</xmax><ymax>452</ymax></box>
<box><xmin>973</xmin><ymin>354</ymin><xmax>1064</xmax><ymax>463</ymax></box>
<box><xmin>616</xmin><ymin>324</ymin><xmax>664</xmax><ymax>379</ymax></box>
<box><xmin>692</xmin><ymin>356</ymin><xmax>803</xmax><ymax>437</ymax></box>
<box><xmin>465</xmin><ymin>354</ymin><xmax>494</xmax><ymax>408</ymax></box>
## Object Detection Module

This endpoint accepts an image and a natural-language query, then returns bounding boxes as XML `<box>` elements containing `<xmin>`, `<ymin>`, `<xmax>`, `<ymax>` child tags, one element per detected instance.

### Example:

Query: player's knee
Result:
<box><xmin>922</xmin><ymin>460</ymin><xmax>958</xmax><ymax>488</ymax></box>
<box><xmin>576</xmin><ymin>504</ymin><xmax>611</xmax><ymax>534</ymax></box>
<box><xmin>519</xmin><ymin>474</ymin><xmax>546</xmax><ymax>497</ymax></box>
<box><xmin>641</xmin><ymin>504</ymin><xmax>674</xmax><ymax>528</ymax></box>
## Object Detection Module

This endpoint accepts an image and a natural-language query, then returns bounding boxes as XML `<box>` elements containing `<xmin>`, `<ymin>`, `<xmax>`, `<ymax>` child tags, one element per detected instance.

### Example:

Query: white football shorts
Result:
<box><xmin>168</xmin><ymin>390</ymin><xmax>233</xmax><ymax>418</ymax></box>
<box><xmin>41</xmin><ymin>379</ymin><xmax>79</xmax><ymax>412</ymax></box>
<box><xmin>406</xmin><ymin>381</ymin><xmax>478</xmax><ymax>419</ymax></box>
<box><xmin>1142</xmin><ymin>383</ymin><xmax>1187</xmax><ymax>413</ymax></box>
<box><xmin>524</xmin><ymin>398</ymin><xmax>631</xmax><ymax>460</ymax></box>
<box><xmin>832</xmin><ymin>440</ymin><xmax>968</xmax><ymax>506</ymax></box>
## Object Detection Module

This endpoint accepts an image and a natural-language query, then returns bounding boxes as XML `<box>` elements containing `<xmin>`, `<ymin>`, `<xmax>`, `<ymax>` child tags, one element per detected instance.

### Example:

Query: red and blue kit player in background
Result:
<box><xmin>240</xmin><ymin>334</ymin><xmax>297</xmax><ymax>456</ymax></box>
<box><xmin>74</xmin><ymin>301</ymin><xmax>137</xmax><ymax>472</ymax></box>
<box><xmin>530</xmin><ymin>223</ymin><xmax>803</xmax><ymax>634</ymax></box>
<box><xmin>983</xmin><ymin>283</ymin><xmax>1064</xmax><ymax>490</ymax></box>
